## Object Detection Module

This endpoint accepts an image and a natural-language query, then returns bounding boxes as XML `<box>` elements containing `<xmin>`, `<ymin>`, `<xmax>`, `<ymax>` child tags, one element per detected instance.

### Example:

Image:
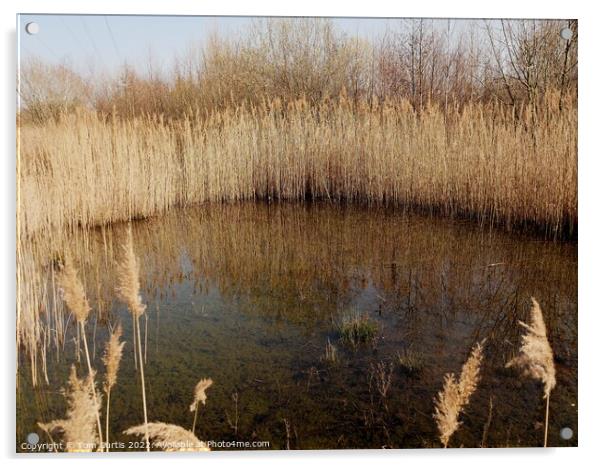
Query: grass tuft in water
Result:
<box><xmin>338</xmin><ymin>313</ymin><xmax>378</xmax><ymax>347</ymax></box>
<box><xmin>396</xmin><ymin>348</ymin><xmax>426</xmax><ymax>375</ymax></box>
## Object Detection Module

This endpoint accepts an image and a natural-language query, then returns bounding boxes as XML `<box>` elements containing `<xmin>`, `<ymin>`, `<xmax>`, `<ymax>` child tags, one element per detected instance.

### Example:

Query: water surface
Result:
<box><xmin>17</xmin><ymin>203</ymin><xmax>577</xmax><ymax>450</ymax></box>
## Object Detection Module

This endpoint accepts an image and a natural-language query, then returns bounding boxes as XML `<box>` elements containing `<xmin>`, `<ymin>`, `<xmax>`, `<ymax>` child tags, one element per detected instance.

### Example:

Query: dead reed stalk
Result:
<box><xmin>124</xmin><ymin>422</ymin><xmax>210</xmax><ymax>452</ymax></box>
<box><xmin>190</xmin><ymin>378</ymin><xmax>213</xmax><ymax>435</ymax></box>
<box><xmin>506</xmin><ymin>298</ymin><xmax>556</xmax><ymax>446</ymax></box>
<box><xmin>57</xmin><ymin>255</ymin><xmax>104</xmax><ymax>449</ymax></box>
<box><xmin>433</xmin><ymin>342</ymin><xmax>484</xmax><ymax>448</ymax></box>
<box><xmin>38</xmin><ymin>365</ymin><xmax>101</xmax><ymax>452</ymax></box>
<box><xmin>102</xmin><ymin>324</ymin><xmax>125</xmax><ymax>451</ymax></box>
<box><xmin>116</xmin><ymin>229</ymin><xmax>150</xmax><ymax>451</ymax></box>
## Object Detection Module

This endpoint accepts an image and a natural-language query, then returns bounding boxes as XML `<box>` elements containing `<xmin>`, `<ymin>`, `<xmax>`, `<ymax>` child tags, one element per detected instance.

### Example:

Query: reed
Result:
<box><xmin>124</xmin><ymin>422</ymin><xmax>210</xmax><ymax>452</ymax></box>
<box><xmin>57</xmin><ymin>255</ymin><xmax>104</xmax><ymax>449</ymax></box>
<box><xmin>18</xmin><ymin>95</ymin><xmax>576</xmax><ymax>241</ymax></box>
<box><xmin>433</xmin><ymin>342</ymin><xmax>483</xmax><ymax>448</ymax></box>
<box><xmin>38</xmin><ymin>365</ymin><xmax>101</xmax><ymax>452</ymax></box>
<box><xmin>116</xmin><ymin>229</ymin><xmax>150</xmax><ymax>451</ymax></box>
<box><xmin>190</xmin><ymin>378</ymin><xmax>213</xmax><ymax>435</ymax></box>
<box><xmin>506</xmin><ymin>298</ymin><xmax>556</xmax><ymax>446</ymax></box>
<box><xmin>102</xmin><ymin>324</ymin><xmax>125</xmax><ymax>451</ymax></box>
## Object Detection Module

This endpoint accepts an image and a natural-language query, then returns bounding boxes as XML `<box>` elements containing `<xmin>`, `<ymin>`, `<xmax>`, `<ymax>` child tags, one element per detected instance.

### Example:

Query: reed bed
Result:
<box><xmin>18</xmin><ymin>94</ymin><xmax>576</xmax><ymax>241</ymax></box>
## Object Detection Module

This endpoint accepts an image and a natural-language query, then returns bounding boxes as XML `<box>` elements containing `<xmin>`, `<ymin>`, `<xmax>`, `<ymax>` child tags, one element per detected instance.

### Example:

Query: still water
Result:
<box><xmin>17</xmin><ymin>203</ymin><xmax>577</xmax><ymax>450</ymax></box>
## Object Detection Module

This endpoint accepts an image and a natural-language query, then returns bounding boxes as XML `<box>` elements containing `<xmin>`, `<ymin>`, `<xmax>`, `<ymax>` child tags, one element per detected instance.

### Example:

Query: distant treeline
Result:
<box><xmin>18</xmin><ymin>18</ymin><xmax>577</xmax><ymax>123</ymax></box>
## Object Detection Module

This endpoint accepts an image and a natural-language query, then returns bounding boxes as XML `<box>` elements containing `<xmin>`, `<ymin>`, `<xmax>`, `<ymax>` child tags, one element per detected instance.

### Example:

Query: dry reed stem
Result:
<box><xmin>57</xmin><ymin>255</ymin><xmax>90</xmax><ymax>324</ymax></box>
<box><xmin>102</xmin><ymin>324</ymin><xmax>125</xmax><ymax>451</ymax></box>
<box><xmin>506</xmin><ymin>298</ymin><xmax>556</xmax><ymax>446</ymax></box>
<box><xmin>124</xmin><ymin>422</ymin><xmax>210</xmax><ymax>452</ymax></box>
<box><xmin>18</xmin><ymin>96</ymin><xmax>577</xmax><ymax>239</ymax></box>
<box><xmin>116</xmin><ymin>229</ymin><xmax>150</xmax><ymax>451</ymax></box>
<box><xmin>38</xmin><ymin>365</ymin><xmax>101</xmax><ymax>452</ymax></box>
<box><xmin>190</xmin><ymin>378</ymin><xmax>213</xmax><ymax>435</ymax></box>
<box><xmin>57</xmin><ymin>254</ymin><xmax>104</xmax><ymax>449</ymax></box>
<box><xmin>433</xmin><ymin>342</ymin><xmax>484</xmax><ymax>448</ymax></box>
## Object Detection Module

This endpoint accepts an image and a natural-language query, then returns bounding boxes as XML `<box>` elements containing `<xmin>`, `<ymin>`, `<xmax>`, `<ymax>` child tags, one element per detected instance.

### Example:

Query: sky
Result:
<box><xmin>17</xmin><ymin>14</ymin><xmax>472</xmax><ymax>77</ymax></box>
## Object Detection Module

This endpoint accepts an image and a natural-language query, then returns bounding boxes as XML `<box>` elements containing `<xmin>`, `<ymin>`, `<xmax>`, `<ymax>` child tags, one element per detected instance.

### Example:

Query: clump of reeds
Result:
<box><xmin>338</xmin><ymin>313</ymin><xmax>378</xmax><ymax>347</ymax></box>
<box><xmin>116</xmin><ymin>229</ymin><xmax>150</xmax><ymax>451</ymax></box>
<box><xmin>323</xmin><ymin>338</ymin><xmax>337</xmax><ymax>363</ymax></box>
<box><xmin>57</xmin><ymin>254</ymin><xmax>104</xmax><ymax>449</ymax></box>
<box><xmin>396</xmin><ymin>348</ymin><xmax>425</xmax><ymax>375</ymax></box>
<box><xmin>506</xmin><ymin>298</ymin><xmax>556</xmax><ymax>446</ymax></box>
<box><xmin>124</xmin><ymin>423</ymin><xmax>210</xmax><ymax>452</ymax></box>
<box><xmin>190</xmin><ymin>378</ymin><xmax>213</xmax><ymax>435</ymax></box>
<box><xmin>102</xmin><ymin>324</ymin><xmax>125</xmax><ymax>451</ymax></box>
<box><xmin>38</xmin><ymin>365</ymin><xmax>101</xmax><ymax>452</ymax></box>
<box><xmin>433</xmin><ymin>342</ymin><xmax>483</xmax><ymax>448</ymax></box>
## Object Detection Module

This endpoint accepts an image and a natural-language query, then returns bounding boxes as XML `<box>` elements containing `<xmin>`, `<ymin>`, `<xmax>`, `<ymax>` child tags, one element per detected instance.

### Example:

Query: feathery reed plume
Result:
<box><xmin>190</xmin><ymin>378</ymin><xmax>213</xmax><ymax>435</ymax></box>
<box><xmin>116</xmin><ymin>228</ymin><xmax>150</xmax><ymax>451</ymax></box>
<box><xmin>506</xmin><ymin>298</ymin><xmax>556</xmax><ymax>446</ymax></box>
<box><xmin>433</xmin><ymin>342</ymin><xmax>483</xmax><ymax>448</ymax></box>
<box><xmin>38</xmin><ymin>365</ymin><xmax>101</xmax><ymax>452</ymax></box>
<box><xmin>124</xmin><ymin>422</ymin><xmax>210</xmax><ymax>452</ymax></box>
<box><xmin>58</xmin><ymin>255</ymin><xmax>91</xmax><ymax>323</ymax></box>
<box><xmin>102</xmin><ymin>324</ymin><xmax>125</xmax><ymax>451</ymax></box>
<box><xmin>57</xmin><ymin>254</ymin><xmax>104</xmax><ymax>449</ymax></box>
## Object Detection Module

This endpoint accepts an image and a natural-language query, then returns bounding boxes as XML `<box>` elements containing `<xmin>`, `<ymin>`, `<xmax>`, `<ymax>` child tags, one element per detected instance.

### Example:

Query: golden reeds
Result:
<box><xmin>506</xmin><ymin>298</ymin><xmax>556</xmax><ymax>446</ymax></box>
<box><xmin>102</xmin><ymin>324</ymin><xmax>125</xmax><ymax>451</ymax></box>
<box><xmin>116</xmin><ymin>229</ymin><xmax>150</xmax><ymax>451</ymax></box>
<box><xmin>433</xmin><ymin>342</ymin><xmax>483</xmax><ymax>448</ymax></box>
<box><xmin>18</xmin><ymin>96</ymin><xmax>577</xmax><ymax>240</ymax></box>
<box><xmin>124</xmin><ymin>422</ymin><xmax>210</xmax><ymax>452</ymax></box>
<box><xmin>38</xmin><ymin>365</ymin><xmax>101</xmax><ymax>452</ymax></box>
<box><xmin>57</xmin><ymin>254</ymin><xmax>104</xmax><ymax>449</ymax></box>
<box><xmin>190</xmin><ymin>378</ymin><xmax>213</xmax><ymax>435</ymax></box>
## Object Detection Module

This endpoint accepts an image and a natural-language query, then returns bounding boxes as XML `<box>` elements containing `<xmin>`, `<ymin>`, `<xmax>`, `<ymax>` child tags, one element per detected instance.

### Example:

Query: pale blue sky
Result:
<box><xmin>17</xmin><ymin>14</ymin><xmax>471</xmax><ymax>76</ymax></box>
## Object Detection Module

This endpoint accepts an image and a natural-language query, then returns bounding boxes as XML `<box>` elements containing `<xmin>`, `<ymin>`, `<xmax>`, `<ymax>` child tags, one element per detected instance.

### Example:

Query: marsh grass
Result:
<box><xmin>323</xmin><ymin>338</ymin><xmax>337</xmax><ymax>363</ymax></box>
<box><xmin>338</xmin><ymin>313</ymin><xmax>379</xmax><ymax>347</ymax></box>
<box><xmin>18</xmin><ymin>95</ymin><xmax>576</xmax><ymax>240</ymax></box>
<box><xmin>116</xmin><ymin>230</ymin><xmax>150</xmax><ymax>451</ymax></box>
<box><xmin>124</xmin><ymin>423</ymin><xmax>210</xmax><ymax>452</ymax></box>
<box><xmin>433</xmin><ymin>342</ymin><xmax>484</xmax><ymax>448</ymax></box>
<box><xmin>57</xmin><ymin>255</ymin><xmax>104</xmax><ymax>449</ymax></box>
<box><xmin>506</xmin><ymin>298</ymin><xmax>556</xmax><ymax>446</ymax></box>
<box><xmin>396</xmin><ymin>348</ymin><xmax>426</xmax><ymax>375</ymax></box>
<box><xmin>190</xmin><ymin>378</ymin><xmax>213</xmax><ymax>436</ymax></box>
<box><xmin>39</xmin><ymin>365</ymin><xmax>101</xmax><ymax>452</ymax></box>
<box><xmin>102</xmin><ymin>324</ymin><xmax>125</xmax><ymax>451</ymax></box>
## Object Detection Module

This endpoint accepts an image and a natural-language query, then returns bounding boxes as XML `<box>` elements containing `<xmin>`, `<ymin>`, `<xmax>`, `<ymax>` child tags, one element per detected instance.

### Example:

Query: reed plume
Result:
<box><xmin>116</xmin><ymin>229</ymin><xmax>150</xmax><ymax>451</ymax></box>
<box><xmin>433</xmin><ymin>342</ymin><xmax>483</xmax><ymax>448</ymax></box>
<box><xmin>57</xmin><ymin>255</ymin><xmax>91</xmax><ymax>323</ymax></box>
<box><xmin>57</xmin><ymin>254</ymin><xmax>104</xmax><ymax>449</ymax></box>
<box><xmin>190</xmin><ymin>378</ymin><xmax>213</xmax><ymax>435</ymax></box>
<box><xmin>506</xmin><ymin>298</ymin><xmax>556</xmax><ymax>446</ymax></box>
<box><xmin>102</xmin><ymin>324</ymin><xmax>125</xmax><ymax>451</ymax></box>
<box><xmin>38</xmin><ymin>365</ymin><xmax>101</xmax><ymax>452</ymax></box>
<box><xmin>124</xmin><ymin>422</ymin><xmax>210</xmax><ymax>452</ymax></box>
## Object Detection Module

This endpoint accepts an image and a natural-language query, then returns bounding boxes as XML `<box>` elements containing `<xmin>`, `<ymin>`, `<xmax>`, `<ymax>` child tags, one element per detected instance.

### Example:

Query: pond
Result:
<box><xmin>17</xmin><ymin>202</ymin><xmax>577</xmax><ymax>450</ymax></box>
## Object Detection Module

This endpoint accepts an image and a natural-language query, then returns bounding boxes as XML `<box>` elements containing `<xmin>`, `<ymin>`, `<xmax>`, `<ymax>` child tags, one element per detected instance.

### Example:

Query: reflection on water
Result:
<box><xmin>17</xmin><ymin>203</ymin><xmax>577</xmax><ymax>449</ymax></box>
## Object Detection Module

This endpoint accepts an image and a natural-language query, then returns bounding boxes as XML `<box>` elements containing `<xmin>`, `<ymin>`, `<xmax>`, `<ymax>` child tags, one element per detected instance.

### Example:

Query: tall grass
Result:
<box><xmin>115</xmin><ymin>230</ymin><xmax>150</xmax><ymax>451</ymax></box>
<box><xmin>102</xmin><ymin>324</ymin><xmax>125</xmax><ymax>451</ymax></box>
<box><xmin>18</xmin><ymin>93</ymin><xmax>576</xmax><ymax>241</ymax></box>
<box><xmin>506</xmin><ymin>298</ymin><xmax>556</xmax><ymax>446</ymax></box>
<box><xmin>39</xmin><ymin>365</ymin><xmax>101</xmax><ymax>452</ymax></box>
<box><xmin>433</xmin><ymin>342</ymin><xmax>484</xmax><ymax>448</ymax></box>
